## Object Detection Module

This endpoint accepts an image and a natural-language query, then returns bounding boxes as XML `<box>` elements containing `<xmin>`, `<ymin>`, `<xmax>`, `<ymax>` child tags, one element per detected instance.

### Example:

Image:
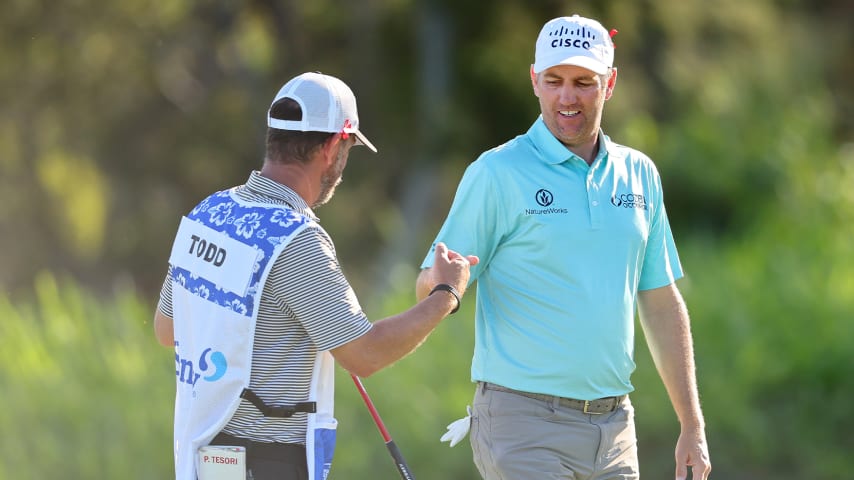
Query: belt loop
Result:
<box><xmin>481</xmin><ymin>381</ymin><xmax>487</xmax><ymax>394</ymax></box>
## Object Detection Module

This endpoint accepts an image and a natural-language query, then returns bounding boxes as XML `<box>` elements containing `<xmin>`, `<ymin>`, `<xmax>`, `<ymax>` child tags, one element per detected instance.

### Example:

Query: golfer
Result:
<box><xmin>153</xmin><ymin>71</ymin><xmax>478</xmax><ymax>480</ymax></box>
<box><xmin>417</xmin><ymin>15</ymin><xmax>711</xmax><ymax>480</ymax></box>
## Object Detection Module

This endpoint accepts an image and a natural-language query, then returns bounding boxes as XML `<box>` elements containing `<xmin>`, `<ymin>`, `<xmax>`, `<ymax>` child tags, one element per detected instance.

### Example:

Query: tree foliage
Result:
<box><xmin>2</xmin><ymin>0</ymin><xmax>850</xmax><ymax>297</ymax></box>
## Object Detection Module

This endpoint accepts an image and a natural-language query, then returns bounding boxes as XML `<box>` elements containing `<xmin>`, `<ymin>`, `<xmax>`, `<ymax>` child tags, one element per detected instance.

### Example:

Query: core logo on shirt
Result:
<box><xmin>175</xmin><ymin>345</ymin><xmax>228</xmax><ymax>386</ymax></box>
<box><xmin>526</xmin><ymin>189</ymin><xmax>568</xmax><ymax>215</ymax></box>
<box><xmin>610</xmin><ymin>193</ymin><xmax>648</xmax><ymax>210</ymax></box>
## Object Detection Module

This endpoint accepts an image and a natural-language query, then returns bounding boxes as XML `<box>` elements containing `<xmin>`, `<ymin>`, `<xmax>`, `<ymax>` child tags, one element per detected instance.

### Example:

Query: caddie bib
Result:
<box><xmin>167</xmin><ymin>189</ymin><xmax>337</xmax><ymax>480</ymax></box>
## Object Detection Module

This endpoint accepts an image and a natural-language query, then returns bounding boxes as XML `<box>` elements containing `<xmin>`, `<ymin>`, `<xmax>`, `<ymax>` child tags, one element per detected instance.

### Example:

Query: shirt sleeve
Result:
<box><xmin>157</xmin><ymin>266</ymin><xmax>173</xmax><ymax>318</ymax></box>
<box><xmin>420</xmin><ymin>158</ymin><xmax>503</xmax><ymax>283</ymax></box>
<box><xmin>638</xmin><ymin>170</ymin><xmax>684</xmax><ymax>291</ymax></box>
<box><xmin>267</xmin><ymin>225</ymin><xmax>373</xmax><ymax>351</ymax></box>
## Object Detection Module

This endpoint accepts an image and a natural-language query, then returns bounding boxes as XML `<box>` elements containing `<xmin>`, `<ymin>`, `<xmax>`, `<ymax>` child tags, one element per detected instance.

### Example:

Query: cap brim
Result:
<box><xmin>534</xmin><ymin>55</ymin><xmax>609</xmax><ymax>75</ymax></box>
<box><xmin>349</xmin><ymin>129</ymin><xmax>377</xmax><ymax>153</ymax></box>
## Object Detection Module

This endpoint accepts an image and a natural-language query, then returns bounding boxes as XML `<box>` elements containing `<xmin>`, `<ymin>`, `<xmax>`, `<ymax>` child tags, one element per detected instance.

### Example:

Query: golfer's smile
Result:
<box><xmin>550</xmin><ymin>102</ymin><xmax>591</xmax><ymax>142</ymax></box>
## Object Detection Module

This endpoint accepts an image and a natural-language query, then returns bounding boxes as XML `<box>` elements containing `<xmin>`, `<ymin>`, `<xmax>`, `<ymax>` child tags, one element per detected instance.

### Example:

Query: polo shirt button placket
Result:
<box><xmin>587</xmin><ymin>180</ymin><xmax>602</xmax><ymax>228</ymax></box>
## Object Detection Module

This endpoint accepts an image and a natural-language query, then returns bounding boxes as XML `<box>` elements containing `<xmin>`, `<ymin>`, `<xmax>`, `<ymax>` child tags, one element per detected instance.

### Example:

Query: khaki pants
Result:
<box><xmin>470</xmin><ymin>383</ymin><xmax>639</xmax><ymax>480</ymax></box>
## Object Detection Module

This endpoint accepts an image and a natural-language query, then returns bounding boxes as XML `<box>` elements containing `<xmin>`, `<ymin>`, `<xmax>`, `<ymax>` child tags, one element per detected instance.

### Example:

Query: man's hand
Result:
<box><xmin>675</xmin><ymin>426</ymin><xmax>711</xmax><ymax>480</ymax></box>
<box><xmin>428</xmin><ymin>242</ymin><xmax>479</xmax><ymax>298</ymax></box>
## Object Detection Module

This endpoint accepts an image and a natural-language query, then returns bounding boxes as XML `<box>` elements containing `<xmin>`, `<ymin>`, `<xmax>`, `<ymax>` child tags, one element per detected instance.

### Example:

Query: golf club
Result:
<box><xmin>350</xmin><ymin>374</ymin><xmax>416</xmax><ymax>480</ymax></box>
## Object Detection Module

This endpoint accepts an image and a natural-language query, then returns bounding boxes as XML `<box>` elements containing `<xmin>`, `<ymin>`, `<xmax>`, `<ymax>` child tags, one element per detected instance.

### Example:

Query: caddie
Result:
<box><xmin>154</xmin><ymin>71</ymin><xmax>478</xmax><ymax>480</ymax></box>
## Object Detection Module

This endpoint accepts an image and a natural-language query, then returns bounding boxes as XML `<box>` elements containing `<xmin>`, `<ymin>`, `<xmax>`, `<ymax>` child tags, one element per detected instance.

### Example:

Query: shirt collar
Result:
<box><xmin>527</xmin><ymin>116</ymin><xmax>611</xmax><ymax>166</ymax></box>
<box><xmin>244</xmin><ymin>171</ymin><xmax>318</xmax><ymax>221</ymax></box>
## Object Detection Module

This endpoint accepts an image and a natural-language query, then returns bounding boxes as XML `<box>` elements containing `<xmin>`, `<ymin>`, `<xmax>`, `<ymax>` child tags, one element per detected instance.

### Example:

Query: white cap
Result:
<box><xmin>533</xmin><ymin>15</ymin><xmax>614</xmax><ymax>75</ymax></box>
<box><xmin>267</xmin><ymin>72</ymin><xmax>377</xmax><ymax>153</ymax></box>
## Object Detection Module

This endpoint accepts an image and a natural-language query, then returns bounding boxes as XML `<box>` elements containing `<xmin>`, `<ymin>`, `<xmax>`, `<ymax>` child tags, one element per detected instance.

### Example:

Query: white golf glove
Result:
<box><xmin>439</xmin><ymin>405</ymin><xmax>472</xmax><ymax>447</ymax></box>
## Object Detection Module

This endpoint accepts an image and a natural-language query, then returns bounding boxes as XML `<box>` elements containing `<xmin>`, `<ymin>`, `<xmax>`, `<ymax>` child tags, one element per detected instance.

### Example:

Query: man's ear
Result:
<box><xmin>530</xmin><ymin>65</ymin><xmax>540</xmax><ymax>97</ymax></box>
<box><xmin>604</xmin><ymin>67</ymin><xmax>618</xmax><ymax>100</ymax></box>
<box><xmin>319</xmin><ymin>133</ymin><xmax>342</xmax><ymax>166</ymax></box>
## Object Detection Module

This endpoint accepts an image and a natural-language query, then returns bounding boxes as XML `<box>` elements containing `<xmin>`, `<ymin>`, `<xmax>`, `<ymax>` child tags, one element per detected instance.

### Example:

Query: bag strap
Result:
<box><xmin>240</xmin><ymin>389</ymin><xmax>317</xmax><ymax>418</ymax></box>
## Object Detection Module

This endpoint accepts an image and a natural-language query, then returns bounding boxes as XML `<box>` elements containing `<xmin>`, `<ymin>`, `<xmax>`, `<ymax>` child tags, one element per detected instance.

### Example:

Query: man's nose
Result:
<box><xmin>558</xmin><ymin>85</ymin><xmax>578</xmax><ymax>105</ymax></box>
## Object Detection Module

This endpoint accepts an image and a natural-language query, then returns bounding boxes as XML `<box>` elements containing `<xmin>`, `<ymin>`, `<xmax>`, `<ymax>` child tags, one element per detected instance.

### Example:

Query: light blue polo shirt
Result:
<box><xmin>421</xmin><ymin>116</ymin><xmax>683</xmax><ymax>400</ymax></box>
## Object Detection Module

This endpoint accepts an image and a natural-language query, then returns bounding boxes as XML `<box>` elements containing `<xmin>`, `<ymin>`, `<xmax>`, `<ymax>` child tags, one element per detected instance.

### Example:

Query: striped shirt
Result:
<box><xmin>158</xmin><ymin>171</ymin><xmax>373</xmax><ymax>444</ymax></box>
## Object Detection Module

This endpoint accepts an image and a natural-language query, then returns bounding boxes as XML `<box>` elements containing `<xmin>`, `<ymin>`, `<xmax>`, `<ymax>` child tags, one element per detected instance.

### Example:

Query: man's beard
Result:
<box><xmin>313</xmin><ymin>149</ymin><xmax>346</xmax><ymax>208</ymax></box>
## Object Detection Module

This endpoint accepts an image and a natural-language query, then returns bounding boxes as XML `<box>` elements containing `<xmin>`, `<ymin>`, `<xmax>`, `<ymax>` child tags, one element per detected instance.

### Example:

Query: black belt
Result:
<box><xmin>481</xmin><ymin>382</ymin><xmax>625</xmax><ymax>415</ymax></box>
<box><xmin>210</xmin><ymin>432</ymin><xmax>305</xmax><ymax>462</ymax></box>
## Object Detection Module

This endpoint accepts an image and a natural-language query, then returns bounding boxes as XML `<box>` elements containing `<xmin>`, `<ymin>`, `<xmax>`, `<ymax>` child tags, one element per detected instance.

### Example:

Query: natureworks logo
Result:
<box><xmin>526</xmin><ymin>189</ymin><xmax>568</xmax><ymax>215</ymax></box>
<box><xmin>175</xmin><ymin>345</ymin><xmax>228</xmax><ymax>386</ymax></box>
<box><xmin>610</xmin><ymin>192</ymin><xmax>648</xmax><ymax>210</ymax></box>
<box><xmin>535</xmin><ymin>189</ymin><xmax>554</xmax><ymax>206</ymax></box>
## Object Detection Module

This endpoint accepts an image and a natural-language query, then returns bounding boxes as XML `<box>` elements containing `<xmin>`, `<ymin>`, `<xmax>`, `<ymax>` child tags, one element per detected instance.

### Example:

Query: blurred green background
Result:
<box><xmin>1</xmin><ymin>0</ymin><xmax>852</xmax><ymax>478</ymax></box>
